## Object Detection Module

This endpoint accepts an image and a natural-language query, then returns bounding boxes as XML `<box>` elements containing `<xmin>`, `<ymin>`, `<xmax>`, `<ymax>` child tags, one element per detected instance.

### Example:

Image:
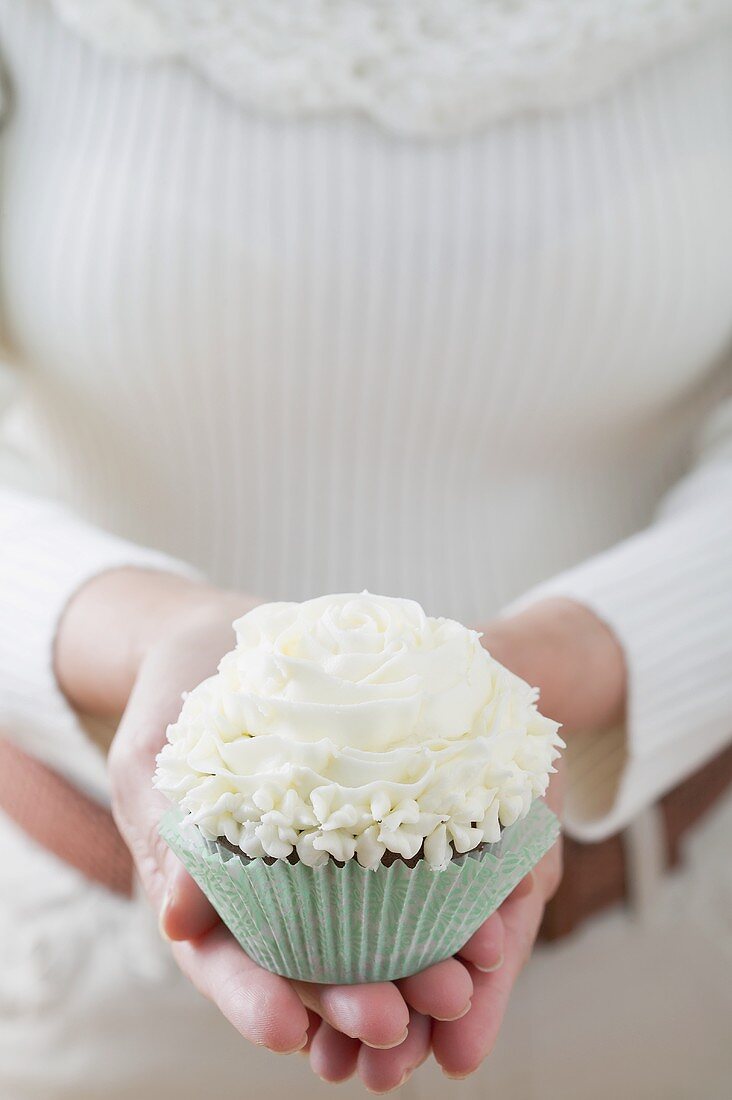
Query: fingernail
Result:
<box><xmin>444</xmin><ymin>1070</ymin><xmax>472</xmax><ymax>1081</ymax></box>
<box><xmin>365</xmin><ymin>1073</ymin><xmax>410</xmax><ymax>1095</ymax></box>
<box><xmin>475</xmin><ymin>953</ymin><xmax>503</xmax><ymax>973</ymax></box>
<box><xmin>278</xmin><ymin>1034</ymin><xmax>309</xmax><ymax>1055</ymax></box>
<box><xmin>317</xmin><ymin>1072</ymin><xmax>358</xmax><ymax>1085</ymax></box>
<box><xmin>158</xmin><ymin>889</ymin><xmax>173</xmax><ymax>941</ymax></box>
<box><xmin>363</xmin><ymin>1027</ymin><xmax>409</xmax><ymax>1050</ymax></box>
<box><xmin>437</xmin><ymin>1000</ymin><xmax>472</xmax><ymax>1022</ymax></box>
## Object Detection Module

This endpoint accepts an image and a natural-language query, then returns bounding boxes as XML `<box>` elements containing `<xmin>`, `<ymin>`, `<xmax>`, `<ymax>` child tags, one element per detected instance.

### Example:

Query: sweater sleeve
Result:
<box><xmin>0</xmin><ymin>357</ymin><xmax>202</xmax><ymax>802</ymax></box>
<box><xmin>509</xmin><ymin>381</ymin><xmax>732</xmax><ymax>842</ymax></box>
<box><xmin>0</xmin><ymin>483</ymin><xmax>203</xmax><ymax>802</ymax></box>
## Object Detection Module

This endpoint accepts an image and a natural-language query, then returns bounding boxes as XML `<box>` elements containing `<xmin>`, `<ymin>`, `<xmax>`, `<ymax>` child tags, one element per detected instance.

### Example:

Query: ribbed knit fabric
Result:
<box><xmin>511</xmin><ymin>400</ymin><xmax>732</xmax><ymax>837</ymax></box>
<box><xmin>0</xmin><ymin>490</ymin><xmax>201</xmax><ymax>796</ymax></box>
<box><xmin>0</xmin><ymin>0</ymin><xmax>731</xmax><ymax>841</ymax></box>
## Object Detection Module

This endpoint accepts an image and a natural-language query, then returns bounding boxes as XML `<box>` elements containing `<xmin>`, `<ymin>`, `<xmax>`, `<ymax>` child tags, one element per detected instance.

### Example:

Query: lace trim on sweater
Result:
<box><xmin>46</xmin><ymin>0</ymin><xmax>732</xmax><ymax>135</ymax></box>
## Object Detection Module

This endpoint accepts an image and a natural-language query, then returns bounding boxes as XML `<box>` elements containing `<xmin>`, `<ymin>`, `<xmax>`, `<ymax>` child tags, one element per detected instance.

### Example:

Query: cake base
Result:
<box><xmin>160</xmin><ymin>800</ymin><xmax>560</xmax><ymax>984</ymax></box>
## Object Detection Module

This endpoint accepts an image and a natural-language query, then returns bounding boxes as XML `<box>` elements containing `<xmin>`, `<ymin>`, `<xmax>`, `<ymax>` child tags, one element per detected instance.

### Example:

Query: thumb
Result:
<box><xmin>159</xmin><ymin>858</ymin><xmax>220</xmax><ymax>941</ymax></box>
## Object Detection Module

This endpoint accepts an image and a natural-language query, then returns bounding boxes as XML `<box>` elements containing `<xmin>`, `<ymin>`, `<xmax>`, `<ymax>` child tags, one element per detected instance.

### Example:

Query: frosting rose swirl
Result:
<box><xmin>155</xmin><ymin>593</ymin><xmax>563</xmax><ymax>870</ymax></box>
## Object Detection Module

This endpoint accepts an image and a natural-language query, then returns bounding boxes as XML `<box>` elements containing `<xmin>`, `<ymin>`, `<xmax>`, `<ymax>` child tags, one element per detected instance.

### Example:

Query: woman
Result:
<box><xmin>0</xmin><ymin>2</ymin><xmax>731</xmax><ymax>1097</ymax></box>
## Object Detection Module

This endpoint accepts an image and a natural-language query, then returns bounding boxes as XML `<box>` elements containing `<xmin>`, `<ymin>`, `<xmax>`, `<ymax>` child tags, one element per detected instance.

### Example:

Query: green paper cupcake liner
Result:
<box><xmin>160</xmin><ymin>799</ymin><xmax>559</xmax><ymax>984</ymax></box>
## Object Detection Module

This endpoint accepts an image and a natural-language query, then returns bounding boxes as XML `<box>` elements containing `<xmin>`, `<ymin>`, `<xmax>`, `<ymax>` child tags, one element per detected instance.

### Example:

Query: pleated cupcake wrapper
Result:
<box><xmin>160</xmin><ymin>799</ymin><xmax>559</xmax><ymax>984</ymax></box>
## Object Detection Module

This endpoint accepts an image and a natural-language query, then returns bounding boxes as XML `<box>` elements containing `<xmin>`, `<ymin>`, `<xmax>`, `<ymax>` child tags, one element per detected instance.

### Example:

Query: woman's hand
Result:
<box><xmin>56</xmin><ymin>575</ymin><xmax>624</xmax><ymax>1090</ymax></box>
<box><xmin>428</xmin><ymin>772</ymin><xmax>564</xmax><ymax>1079</ymax></box>
<box><xmin>55</xmin><ymin>570</ymin><xmax>482</xmax><ymax>1089</ymax></box>
<box><xmin>294</xmin><ymin>597</ymin><xmax>625</xmax><ymax>1088</ymax></box>
<box><xmin>305</xmin><ymin>781</ymin><xmax>563</xmax><ymax>1090</ymax></box>
<box><xmin>425</xmin><ymin>597</ymin><xmax>625</xmax><ymax>1080</ymax></box>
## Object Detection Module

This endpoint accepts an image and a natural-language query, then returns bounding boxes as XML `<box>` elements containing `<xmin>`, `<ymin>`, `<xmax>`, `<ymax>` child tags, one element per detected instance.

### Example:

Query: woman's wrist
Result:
<box><xmin>481</xmin><ymin>597</ymin><xmax>626</xmax><ymax>735</ymax></box>
<box><xmin>56</xmin><ymin>577</ymin><xmax>625</xmax><ymax>732</ymax></box>
<box><xmin>54</xmin><ymin>567</ymin><xmax>231</xmax><ymax>719</ymax></box>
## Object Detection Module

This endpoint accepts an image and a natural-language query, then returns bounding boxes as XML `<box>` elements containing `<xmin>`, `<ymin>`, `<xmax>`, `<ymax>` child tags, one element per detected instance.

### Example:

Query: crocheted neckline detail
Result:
<box><xmin>51</xmin><ymin>0</ymin><xmax>732</xmax><ymax>135</ymax></box>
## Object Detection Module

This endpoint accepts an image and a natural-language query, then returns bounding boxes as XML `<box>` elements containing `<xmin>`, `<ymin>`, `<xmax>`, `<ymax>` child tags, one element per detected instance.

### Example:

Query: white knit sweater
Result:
<box><xmin>1</xmin><ymin>0</ymin><xmax>731</xmax><ymax>851</ymax></box>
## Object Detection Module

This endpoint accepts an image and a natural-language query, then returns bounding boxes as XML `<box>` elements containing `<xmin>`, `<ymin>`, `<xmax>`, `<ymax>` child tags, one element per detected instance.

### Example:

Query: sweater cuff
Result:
<box><xmin>506</xmin><ymin>507</ymin><xmax>732</xmax><ymax>842</ymax></box>
<box><xmin>0</xmin><ymin>493</ymin><xmax>203</xmax><ymax>803</ymax></box>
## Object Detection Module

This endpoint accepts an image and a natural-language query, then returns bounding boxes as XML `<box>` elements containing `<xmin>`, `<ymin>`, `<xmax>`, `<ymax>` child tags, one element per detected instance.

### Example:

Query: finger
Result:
<box><xmin>159</xmin><ymin>860</ymin><xmax>219</xmax><ymax>941</ymax></box>
<box><xmin>457</xmin><ymin>910</ymin><xmax>505</xmax><ymax>973</ymax></box>
<box><xmin>110</xmin><ymin>622</ymin><xmax>230</xmax><ymax>836</ymax></box>
<box><xmin>171</xmin><ymin>924</ymin><xmax>309</xmax><ymax>1054</ymax></box>
<box><xmin>109</xmin><ymin>678</ymin><xmax>196</xmax><ymax>902</ymax></box>
<box><xmin>507</xmin><ymin>868</ymin><xmax>536</xmax><ymax>902</ymax></box>
<box><xmin>357</xmin><ymin>1009</ymin><xmax>431</xmax><ymax>1094</ymax></box>
<box><xmin>432</xmin><ymin>962</ymin><xmax>514</xmax><ymax>1080</ymax></box>
<box><xmin>432</xmin><ymin>881</ymin><xmax>546</xmax><ymax>1079</ymax></box>
<box><xmin>110</xmin><ymin>647</ymin><xmax>229</xmax><ymax>908</ymax></box>
<box><xmin>300</xmin><ymin>1009</ymin><xmax>322</xmax><ymax>1056</ymax></box>
<box><xmin>499</xmin><ymin>871</ymin><xmax>549</xmax><ymax>972</ymax></box>
<box><xmin>397</xmin><ymin>957</ymin><xmax>473</xmax><ymax>1020</ymax></box>
<box><xmin>532</xmin><ymin>837</ymin><xmax>563</xmax><ymax>901</ymax></box>
<box><xmin>309</xmin><ymin>1022</ymin><xmax>361</xmax><ymax>1083</ymax></box>
<box><xmin>292</xmin><ymin>980</ymin><xmax>410</xmax><ymax>1050</ymax></box>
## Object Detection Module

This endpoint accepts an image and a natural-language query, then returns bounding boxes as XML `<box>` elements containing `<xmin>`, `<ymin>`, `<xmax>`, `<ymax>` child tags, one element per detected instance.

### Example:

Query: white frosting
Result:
<box><xmin>155</xmin><ymin>593</ymin><xmax>563</xmax><ymax>870</ymax></box>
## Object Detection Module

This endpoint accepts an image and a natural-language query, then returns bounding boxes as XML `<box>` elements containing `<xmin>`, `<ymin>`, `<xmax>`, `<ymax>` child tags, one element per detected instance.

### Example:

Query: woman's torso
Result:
<box><xmin>1</xmin><ymin>1</ymin><xmax>731</xmax><ymax>628</ymax></box>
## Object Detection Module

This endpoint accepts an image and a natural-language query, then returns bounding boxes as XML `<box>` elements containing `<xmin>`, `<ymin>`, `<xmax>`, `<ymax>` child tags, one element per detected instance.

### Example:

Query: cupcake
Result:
<box><xmin>155</xmin><ymin>592</ymin><xmax>563</xmax><ymax>983</ymax></box>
